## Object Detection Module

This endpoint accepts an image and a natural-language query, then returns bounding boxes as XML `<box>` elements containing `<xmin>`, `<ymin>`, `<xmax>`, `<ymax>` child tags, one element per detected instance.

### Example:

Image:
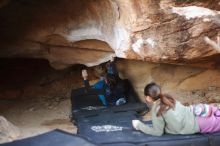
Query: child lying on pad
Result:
<box><xmin>132</xmin><ymin>82</ymin><xmax>220</xmax><ymax>136</ymax></box>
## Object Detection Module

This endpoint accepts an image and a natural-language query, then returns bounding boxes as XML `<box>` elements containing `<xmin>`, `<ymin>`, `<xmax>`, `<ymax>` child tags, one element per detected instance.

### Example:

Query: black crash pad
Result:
<box><xmin>71</xmin><ymin>87</ymin><xmax>220</xmax><ymax>146</ymax></box>
<box><xmin>70</xmin><ymin>87</ymin><xmax>148</xmax><ymax>123</ymax></box>
<box><xmin>71</xmin><ymin>79</ymin><xmax>141</xmax><ymax>112</ymax></box>
<box><xmin>0</xmin><ymin>130</ymin><xmax>99</xmax><ymax>146</ymax></box>
<box><xmin>77</xmin><ymin>117</ymin><xmax>220</xmax><ymax>146</ymax></box>
<box><xmin>73</xmin><ymin>103</ymin><xmax>148</xmax><ymax>124</ymax></box>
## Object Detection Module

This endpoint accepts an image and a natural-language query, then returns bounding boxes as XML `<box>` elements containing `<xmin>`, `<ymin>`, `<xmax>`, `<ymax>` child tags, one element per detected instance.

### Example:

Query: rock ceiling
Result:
<box><xmin>0</xmin><ymin>0</ymin><xmax>220</xmax><ymax>69</ymax></box>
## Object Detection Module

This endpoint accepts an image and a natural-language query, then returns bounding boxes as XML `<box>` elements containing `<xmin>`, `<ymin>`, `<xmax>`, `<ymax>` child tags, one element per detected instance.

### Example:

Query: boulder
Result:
<box><xmin>0</xmin><ymin>116</ymin><xmax>20</xmax><ymax>144</ymax></box>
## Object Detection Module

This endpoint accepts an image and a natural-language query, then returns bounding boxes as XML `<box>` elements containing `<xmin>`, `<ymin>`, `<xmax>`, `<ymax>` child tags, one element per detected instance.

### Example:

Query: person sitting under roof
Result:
<box><xmin>81</xmin><ymin>57</ymin><xmax>127</xmax><ymax>107</ymax></box>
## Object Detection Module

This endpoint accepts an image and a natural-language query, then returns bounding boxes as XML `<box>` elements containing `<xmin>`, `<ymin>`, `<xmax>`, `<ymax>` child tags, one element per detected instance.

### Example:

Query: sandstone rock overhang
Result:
<box><xmin>0</xmin><ymin>0</ymin><xmax>220</xmax><ymax>69</ymax></box>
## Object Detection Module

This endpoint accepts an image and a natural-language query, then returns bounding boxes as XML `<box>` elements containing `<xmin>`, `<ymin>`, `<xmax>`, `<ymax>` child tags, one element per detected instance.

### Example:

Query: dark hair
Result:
<box><xmin>144</xmin><ymin>82</ymin><xmax>176</xmax><ymax>117</ymax></box>
<box><xmin>105</xmin><ymin>74</ymin><xmax>117</xmax><ymax>88</ymax></box>
<box><xmin>144</xmin><ymin>82</ymin><xmax>161</xmax><ymax>100</ymax></box>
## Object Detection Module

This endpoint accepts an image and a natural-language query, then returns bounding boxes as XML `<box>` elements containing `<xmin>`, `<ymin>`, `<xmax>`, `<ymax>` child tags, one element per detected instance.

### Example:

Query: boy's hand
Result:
<box><xmin>132</xmin><ymin>120</ymin><xmax>140</xmax><ymax>130</ymax></box>
<box><xmin>82</xmin><ymin>69</ymin><xmax>88</xmax><ymax>80</ymax></box>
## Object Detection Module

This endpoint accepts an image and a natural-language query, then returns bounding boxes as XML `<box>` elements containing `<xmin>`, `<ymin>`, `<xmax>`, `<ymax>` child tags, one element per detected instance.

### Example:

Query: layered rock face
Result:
<box><xmin>0</xmin><ymin>0</ymin><xmax>220</xmax><ymax>69</ymax></box>
<box><xmin>116</xmin><ymin>59</ymin><xmax>220</xmax><ymax>104</ymax></box>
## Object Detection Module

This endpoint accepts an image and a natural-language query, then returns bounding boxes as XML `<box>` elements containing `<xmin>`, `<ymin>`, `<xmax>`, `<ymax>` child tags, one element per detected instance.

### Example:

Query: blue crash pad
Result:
<box><xmin>0</xmin><ymin>130</ymin><xmax>99</xmax><ymax>146</ymax></box>
<box><xmin>77</xmin><ymin>112</ymin><xmax>220</xmax><ymax>146</ymax></box>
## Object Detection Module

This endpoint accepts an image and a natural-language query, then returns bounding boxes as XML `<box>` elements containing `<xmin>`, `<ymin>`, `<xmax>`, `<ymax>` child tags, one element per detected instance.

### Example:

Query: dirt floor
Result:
<box><xmin>0</xmin><ymin>96</ymin><xmax>77</xmax><ymax>143</ymax></box>
<box><xmin>0</xmin><ymin>60</ymin><xmax>101</xmax><ymax>144</ymax></box>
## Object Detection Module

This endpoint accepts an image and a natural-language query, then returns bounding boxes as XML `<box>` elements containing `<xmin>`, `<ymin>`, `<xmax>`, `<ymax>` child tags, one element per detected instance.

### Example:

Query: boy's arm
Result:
<box><xmin>92</xmin><ymin>80</ymin><xmax>108</xmax><ymax>106</ymax></box>
<box><xmin>83</xmin><ymin>80</ymin><xmax>90</xmax><ymax>88</ymax></box>
<box><xmin>133</xmin><ymin>105</ymin><xmax>165</xmax><ymax>136</ymax></box>
<box><xmin>133</xmin><ymin>118</ymin><xmax>164</xmax><ymax>136</ymax></box>
<box><xmin>106</xmin><ymin>56</ymin><xmax>119</xmax><ymax>77</ymax></box>
<box><xmin>82</xmin><ymin>69</ymin><xmax>90</xmax><ymax>88</ymax></box>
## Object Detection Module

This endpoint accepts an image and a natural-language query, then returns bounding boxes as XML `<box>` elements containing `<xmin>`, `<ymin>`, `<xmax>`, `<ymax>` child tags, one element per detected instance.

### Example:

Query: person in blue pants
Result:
<box><xmin>82</xmin><ymin>57</ymin><xmax>126</xmax><ymax>107</ymax></box>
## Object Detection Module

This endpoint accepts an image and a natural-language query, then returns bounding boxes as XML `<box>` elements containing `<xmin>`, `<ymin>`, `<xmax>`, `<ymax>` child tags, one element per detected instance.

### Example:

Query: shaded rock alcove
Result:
<box><xmin>1</xmin><ymin>0</ymin><xmax>220</xmax><ymax>144</ymax></box>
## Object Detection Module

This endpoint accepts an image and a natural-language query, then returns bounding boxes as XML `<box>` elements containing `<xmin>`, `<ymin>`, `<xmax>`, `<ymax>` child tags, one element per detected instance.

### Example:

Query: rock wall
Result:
<box><xmin>0</xmin><ymin>0</ymin><xmax>220</xmax><ymax>69</ymax></box>
<box><xmin>116</xmin><ymin>59</ymin><xmax>220</xmax><ymax>104</ymax></box>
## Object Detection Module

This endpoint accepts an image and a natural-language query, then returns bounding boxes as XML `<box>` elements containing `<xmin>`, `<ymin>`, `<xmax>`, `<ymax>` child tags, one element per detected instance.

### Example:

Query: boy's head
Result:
<box><xmin>105</xmin><ymin>73</ymin><xmax>117</xmax><ymax>88</ymax></box>
<box><xmin>144</xmin><ymin>82</ymin><xmax>161</xmax><ymax>101</ymax></box>
<box><xmin>94</xmin><ymin>63</ymin><xmax>107</xmax><ymax>78</ymax></box>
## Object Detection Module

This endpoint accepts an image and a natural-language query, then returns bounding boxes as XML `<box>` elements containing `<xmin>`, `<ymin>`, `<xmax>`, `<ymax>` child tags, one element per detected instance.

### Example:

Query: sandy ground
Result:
<box><xmin>0</xmin><ymin>97</ymin><xmax>77</xmax><ymax>144</ymax></box>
